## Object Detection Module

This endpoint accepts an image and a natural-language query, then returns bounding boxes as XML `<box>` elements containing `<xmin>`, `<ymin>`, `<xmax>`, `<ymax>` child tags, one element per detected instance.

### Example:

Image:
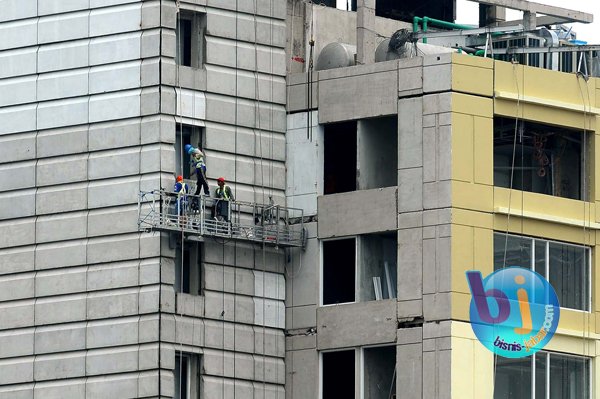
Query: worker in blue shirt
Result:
<box><xmin>173</xmin><ymin>175</ymin><xmax>189</xmax><ymax>225</ymax></box>
<box><xmin>185</xmin><ymin>144</ymin><xmax>210</xmax><ymax>196</ymax></box>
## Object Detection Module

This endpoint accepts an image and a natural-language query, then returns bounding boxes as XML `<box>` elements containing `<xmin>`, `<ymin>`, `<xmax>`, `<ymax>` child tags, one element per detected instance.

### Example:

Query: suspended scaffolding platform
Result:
<box><xmin>138</xmin><ymin>189</ymin><xmax>307</xmax><ymax>249</ymax></box>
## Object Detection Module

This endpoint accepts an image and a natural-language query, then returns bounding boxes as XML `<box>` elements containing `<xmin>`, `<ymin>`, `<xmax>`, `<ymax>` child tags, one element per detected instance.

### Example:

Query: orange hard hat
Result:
<box><xmin>217</xmin><ymin>177</ymin><xmax>225</xmax><ymax>183</ymax></box>
<box><xmin>176</xmin><ymin>175</ymin><xmax>184</xmax><ymax>182</ymax></box>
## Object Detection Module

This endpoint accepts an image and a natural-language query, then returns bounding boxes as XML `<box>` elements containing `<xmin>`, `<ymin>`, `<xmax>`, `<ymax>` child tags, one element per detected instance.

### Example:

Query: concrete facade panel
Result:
<box><xmin>87</xmin><ymin>234</ymin><xmax>140</xmax><ymax>264</ymax></box>
<box><xmin>89</xmin><ymin>61</ymin><xmax>141</xmax><ymax>94</ymax></box>
<box><xmin>0</xmin><ymin>0</ymin><xmax>37</xmax><ymax>22</ymax></box>
<box><xmin>37</xmin><ymin>126</ymin><xmax>88</xmax><ymax>158</ymax></box>
<box><xmin>0</xmin><ymin>160</ymin><xmax>35</xmax><ymax>191</ymax></box>
<box><xmin>87</xmin><ymin>318</ymin><xmax>140</xmax><ymax>348</ymax></box>
<box><xmin>0</xmin><ymin>273</ymin><xmax>34</xmax><ymax>301</ymax></box>
<box><xmin>37</xmin><ymin>68</ymin><xmax>89</xmax><ymax>101</ymax></box>
<box><xmin>0</xmin><ymin>299</ymin><xmax>35</xmax><ymax>330</ymax></box>
<box><xmin>0</xmin><ymin>75</ymin><xmax>37</xmax><ymax>107</ymax></box>
<box><xmin>89</xmin><ymin>89</ymin><xmax>141</xmax><ymax>123</ymax></box>
<box><xmin>38</xmin><ymin>40</ymin><xmax>89</xmax><ymax>73</ymax></box>
<box><xmin>0</xmin><ymin>133</ymin><xmax>36</xmax><ymax>164</ymax></box>
<box><xmin>38</xmin><ymin>11</ymin><xmax>89</xmax><ymax>44</ymax></box>
<box><xmin>0</xmin><ymin>48</ymin><xmax>37</xmax><ymax>79</ymax></box>
<box><xmin>87</xmin><ymin>260</ymin><xmax>139</xmax><ymax>291</ymax></box>
<box><xmin>85</xmin><ymin>373</ymin><xmax>139</xmax><ymax>399</ymax></box>
<box><xmin>0</xmin><ymin>357</ymin><xmax>34</xmax><ymax>385</ymax></box>
<box><xmin>86</xmin><ymin>346</ymin><xmax>140</xmax><ymax>375</ymax></box>
<box><xmin>34</xmin><ymin>352</ymin><xmax>86</xmax><ymax>380</ymax></box>
<box><xmin>34</xmin><ymin>323</ymin><xmax>87</xmax><ymax>353</ymax></box>
<box><xmin>88</xmin><ymin>119</ymin><xmax>141</xmax><ymax>151</ymax></box>
<box><xmin>318</xmin><ymin>187</ymin><xmax>398</xmax><ymax>238</ymax></box>
<box><xmin>89</xmin><ymin>4</ymin><xmax>142</xmax><ymax>37</ymax></box>
<box><xmin>87</xmin><ymin>177</ymin><xmax>139</xmax><ymax>208</ymax></box>
<box><xmin>35</xmin><ymin>266</ymin><xmax>87</xmax><ymax>297</ymax></box>
<box><xmin>0</xmin><ymin>19</ymin><xmax>37</xmax><ymax>51</ymax></box>
<box><xmin>87</xmin><ymin>206</ymin><xmax>139</xmax><ymax>237</ymax></box>
<box><xmin>35</xmin><ymin>240</ymin><xmax>87</xmax><ymax>270</ymax></box>
<box><xmin>0</xmin><ymin>189</ymin><xmax>36</xmax><ymax>219</ymax></box>
<box><xmin>0</xmin><ymin>328</ymin><xmax>34</xmax><ymax>358</ymax></box>
<box><xmin>316</xmin><ymin>299</ymin><xmax>397</xmax><ymax>349</ymax></box>
<box><xmin>37</xmin><ymin>97</ymin><xmax>89</xmax><ymax>130</ymax></box>
<box><xmin>36</xmin><ymin>183</ymin><xmax>88</xmax><ymax>215</ymax></box>
<box><xmin>37</xmin><ymin>155</ymin><xmax>88</xmax><ymax>186</ymax></box>
<box><xmin>36</xmin><ymin>212</ymin><xmax>88</xmax><ymax>243</ymax></box>
<box><xmin>0</xmin><ymin>218</ymin><xmax>35</xmax><ymax>248</ymax></box>
<box><xmin>0</xmin><ymin>247</ymin><xmax>35</xmax><ymax>275</ymax></box>
<box><xmin>88</xmin><ymin>148</ymin><xmax>140</xmax><ymax>180</ymax></box>
<box><xmin>89</xmin><ymin>32</ymin><xmax>141</xmax><ymax>66</ymax></box>
<box><xmin>33</xmin><ymin>379</ymin><xmax>86</xmax><ymax>399</ymax></box>
<box><xmin>35</xmin><ymin>294</ymin><xmax>87</xmax><ymax>325</ymax></box>
<box><xmin>38</xmin><ymin>0</ymin><xmax>89</xmax><ymax>15</ymax></box>
<box><xmin>0</xmin><ymin>104</ymin><xmax>37</xmax><ymax>136</ymax></box>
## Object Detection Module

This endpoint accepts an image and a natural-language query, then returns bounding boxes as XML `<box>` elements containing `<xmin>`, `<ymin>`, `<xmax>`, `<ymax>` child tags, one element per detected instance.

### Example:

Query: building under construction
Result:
<box><xmin>0</xmin><ymin>0</ymin><xmax>599</xmax><ymax>397</ymax></box>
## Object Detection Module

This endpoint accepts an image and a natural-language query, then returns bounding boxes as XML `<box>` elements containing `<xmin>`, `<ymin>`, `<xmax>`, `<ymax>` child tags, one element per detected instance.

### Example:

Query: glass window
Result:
<box><xmin>494</xmin><ymin>233</ymin><xmax>590</xmax><ymax>311</ymax></box>
<box><xmin>494</xmin><ymin>117</ymin><xmax>586</xmax><ymax>200</ymax></box>
<box><xmin>175</xmin><ymin>352</ymin><xmax>200</xmax><ymax>399</ymax></box>
<box><xmin>495</xmin><ymin>352</ymin><xmax>590</xmax><ymax>399</ymax></box>
<box><xmin>322</xmin><ymin>350</ymin><xmax>355</xmax><ymax>399</ymax></box>
<box><xmin>175</xmin><ymin>240</ymin><xmax>202</xmax><ymax>295</ymax></box>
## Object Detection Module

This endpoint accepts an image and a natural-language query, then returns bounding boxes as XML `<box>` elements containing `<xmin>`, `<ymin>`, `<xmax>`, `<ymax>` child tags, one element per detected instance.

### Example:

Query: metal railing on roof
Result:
<box><xmin>138</xmin><ymin>189</ymin><xmax>306</xmax><ymax>249</ymax></box>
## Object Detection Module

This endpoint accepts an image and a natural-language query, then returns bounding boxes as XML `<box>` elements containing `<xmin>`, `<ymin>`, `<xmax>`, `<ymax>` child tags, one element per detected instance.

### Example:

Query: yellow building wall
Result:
<box><xmin>448</xmin><ymin>53</ymin><xmax>600</xmax><ymax>398</ymax></box>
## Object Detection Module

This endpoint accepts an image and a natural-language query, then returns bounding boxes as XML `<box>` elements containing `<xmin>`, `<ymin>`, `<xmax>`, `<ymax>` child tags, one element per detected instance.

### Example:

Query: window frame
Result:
<box><xmin>494</xmin><ymin>351</ymin><xmax>591</xmax><ymax>399</ymax></box>
<box><xmin>175</xmin><ymin>10</ymin><xmax>206</xmax><ymax>68</ymax></box>
<box><xmin>319</xmin><ymin>345</ymin><xmax>397</xmax><ymax>399</ymax></box>
<box><xmin>320</xmin><ymin>236</ymin><xmax>358</xmax><ymax>306</ymax></box>
<box><xmin>175</xmin><ymin>239</ymin><xmax>203</xmax><ymax>296</ymax></box>
<box><xmin>174</xmin><ymin>351</ymin><xmax>201</xmax><ymax>399</ymax></box>
<box><xmin>175</xmin><ymin>124</ymin><xmax>203</xmax><ymax>180</ymax></box>
<box><xmin>494</xmin><ymin>232</ymin><xmax>592</xmax><ymax>312</ymax></box>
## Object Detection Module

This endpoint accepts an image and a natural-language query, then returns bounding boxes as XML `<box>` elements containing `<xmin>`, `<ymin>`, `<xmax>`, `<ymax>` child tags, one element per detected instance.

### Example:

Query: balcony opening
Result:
<box><xmin>176</xmin><ymin>11</ymin><xmax>206</xmax><ymax>68</ymax></box>
<box><xmin>175</xmin><ymin>240</ymin><xmax>203</xmax><ymax>296</ymax></box>
<box><xmin>175</xmin><ymin>352</ymin><xmax>201</xmax><ymax>399</ymax></box>
<box><xmin>175</xmin><ymin>124</ymin><xmax>203</xmax><ymax>180</ymax></box>
<box><xmin>493</xmin><ymin>117</ymin><xmax>586</xmax><ymax>200</ymax></box>
<box><xmin>322</xmin><ymin>350</ymin><xmax>355</xmax><ymax>399</ymax></box>
<box><xmin>322</xmin><ymin>238</ymin><xmax>356</xmax><ymax>305</ymax></box>
<box><xmin>324</xmin><ymin>121</ymin><xmax>357</xmax><ymax>195</ymax></box>
<box><xmin>357</xmin><ymin>117</ymin><xmax>398</xmax><ymax>190</ymax></box>
<box><xmin>375</xmin><ymin>0</ymin><xmax>454</xmax><ymax>23</ymax></box>
<box><xmin>358</xmin><ymin>232</ymin><xmax>397</xmax><ymax>301</ymax></box>
<box><xmin>364</xmin><ymin>346</ymin><xmax>397</xmax><ymax>399</ymax></box>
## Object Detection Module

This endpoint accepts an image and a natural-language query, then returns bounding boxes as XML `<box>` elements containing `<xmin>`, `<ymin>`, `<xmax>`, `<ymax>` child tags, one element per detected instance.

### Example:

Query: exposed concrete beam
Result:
<box><xmin>495</xmin><ymin>15</ymin><xmax>577</xmax><ymax>27</ymax></box>
<box><xmin>356</xmin><ymin>0</ymin><xmax>376</xmax><ymax>64</ymax></box>
<box><xmin>468</xmin><ymin>0</ymin><xmax>593</xmax><ymax>23</ymax></box>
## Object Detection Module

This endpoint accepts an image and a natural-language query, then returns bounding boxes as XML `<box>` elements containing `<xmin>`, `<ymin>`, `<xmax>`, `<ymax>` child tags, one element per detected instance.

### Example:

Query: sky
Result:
<box><xmin>456</xmin><ymin>0</ymin><xmax>600</xmax><ymax>44</ymax></box>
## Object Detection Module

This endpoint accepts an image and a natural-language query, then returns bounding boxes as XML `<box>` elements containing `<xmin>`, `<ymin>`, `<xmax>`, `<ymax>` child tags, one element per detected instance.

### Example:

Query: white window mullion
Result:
<box><xmin>531</xmin><ymin>353</ymin><xmax>536</xmax><ymax>399</ymax></box>
<box><xmin>546</xmin><ymin>352</ymin><xmax>550</xmax><ymax>399</ymax></box>
<box><xmin>358</xmin><ymin>348</ymin><xmax>364</xmax><ymax>399</ymax></box>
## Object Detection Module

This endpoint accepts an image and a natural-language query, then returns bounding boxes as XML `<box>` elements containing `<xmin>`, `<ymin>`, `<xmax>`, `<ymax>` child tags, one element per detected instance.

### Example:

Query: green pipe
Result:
<box><xmin>413</xmin><ymin>16</ymin><xmax>473</xmax><ymax>44</ymax></box>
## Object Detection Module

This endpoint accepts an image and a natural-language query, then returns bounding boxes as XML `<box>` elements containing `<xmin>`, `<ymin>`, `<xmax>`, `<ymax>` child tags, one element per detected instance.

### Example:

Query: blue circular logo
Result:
<box><xmin>466</xmin><ymin>267</ymin><xmax>560</xmax><ymax>358</ymax></box>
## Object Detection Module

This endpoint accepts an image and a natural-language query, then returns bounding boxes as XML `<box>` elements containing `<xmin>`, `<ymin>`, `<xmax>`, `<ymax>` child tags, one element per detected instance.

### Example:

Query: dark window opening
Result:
<box><xmin>375</xmin><ymin>0</ymin><xmax>454</xmax><ymax>23</ymax></box>
<box><xmin>324</xmin><ymin>121</ymin><xmax>357</xmax><ymax>194</ymax></box>
<box><xmin>493</xmin><ymin>117</ymin><xmax>585</xmax><ymax>200</ymax></box>
<box><xmin>358</xmin><ymin>232</ymin><xmax>397</xmax><ymax>301</ymax></box>
<box><xmin>322</xmin><ymin>238</ymin><xmax>356</xmax><ymax>305</ymax></box>
<box><xmin>175</xmin><ymin>240</ymin><xmax>203</xmax><ymax>295</ymax></box>
<box><xmin>175</xmin><ymin>352</ymin><xmax>201</xmax><ymax>399</ymax></box>
<box><xmin>322</xmin><ymin>350</ymin><xmax>355</xmax><ymax>399</ymax></box>
<box><xmin>176</xmin><ymin>11</ymin><xmax>206</xmax><ymax>68</ymax></box>
<box><xmin>358</xmin><ymin>117</ymin><xmax>397</xmax><ymax>190</ymax></box>
<box><xmin>175</xmin><ymin>125</ymin><xmax>203</xmax><ymax>180</ymax></box>
<box><xmin>364</xmin><ymin>346</ymin><xmax>396</xmax><ymax>399</ymax></box>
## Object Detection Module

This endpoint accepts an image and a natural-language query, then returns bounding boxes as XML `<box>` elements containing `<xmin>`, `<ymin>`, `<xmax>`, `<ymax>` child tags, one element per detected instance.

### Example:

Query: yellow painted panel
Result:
<box><xmin>494</xmin><ymin>60</ymin><xmax>524</xmax><ymax>97</ymax></box>
<box><xmin>473</xmin><ymin>227</ymin><xmax>493</xmax><ymax>277</ymax></box>
<box><xmin>453</xmin><ymin>181</ymin><xmax>494</xmax><ymax>213</ymax></box>
<box><xmin>494</xmin><ymin>187</ymin><xmax>595</xmax><ymax>231</ymax></box>
<box><xmin>493</xmin><ymin>213</ymin><xmax>595</xmax><ymax>245</ymax></box>
<box><xmin>595</xmin><ymin>132</ymin><xmax>600</xmax><ymax>205</ymax></box>
<box><xmin>452</xmin><ymin>52</ymin><xmax>493</xmax><ymax>69</ymax></box>
<box><xmin>495</xmin><ymin>98</ymin><xmax>596</xmax><ymax>131</ymax></box>
<box><xmin>451</xmin><ymin>113</ymin><xmax>474</xmax><ymax>183</ymax></box>
<box><xmin>473</xmin><ymin>116</ymin><xmax>493</xmax><ymax>185</ymax></box>
<box><xmin>545</xmin><ymin>332</ymin><xmax>597</xmax><ymax>356</ymax></box>
<box><xmin>452</xmin><ymin>291</ymin><xmax>471</xmax><ymax>322</ymax></box>
<box><xmin>452</xmin><ymin>92</ymin><xmax>493</xmax><ymax>118</ymax></box>
<box><xmin>495</xmin><ymin>60</ymin><xmax>597</xmax><ymax>110</ymax></box>
<box><xmin>451</xmin><ymin>224</ymin><xmax>474</xmax><ymax>294</ymax></box>
<box><xmin>558</xmin><ymin>308</ymin><xmax>593</xmax><ymax>332</ymax></box>
<box><xmin>452</xmin><ymin>208</ymin><xmax>494</xmax><ymax>229</ymax></box>
<box><xmin>451</xmin><ymin>336</ymin><xmax>475</xmax><ymax>399</ymax></box>
<box><xmin>452</xmin><ymin>64</ymin><xmax>493</xmax><ymax>97</ymax></box>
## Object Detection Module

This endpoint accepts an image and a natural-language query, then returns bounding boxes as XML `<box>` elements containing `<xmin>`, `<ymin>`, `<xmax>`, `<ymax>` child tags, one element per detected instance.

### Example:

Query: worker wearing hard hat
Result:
<box><xmin>173</xmin><ymin>175</ymin><xmax>190</xmax><ymax>225</ymax></box>
<box><xmin>214</xmin><ymin>177</ymin><xmax>234</xmax><ymax>222</ymax></box>
<box><xmin>185</xmin><ymin>144</ymin><xmax>209</xmax><ymax>197</ymax></box>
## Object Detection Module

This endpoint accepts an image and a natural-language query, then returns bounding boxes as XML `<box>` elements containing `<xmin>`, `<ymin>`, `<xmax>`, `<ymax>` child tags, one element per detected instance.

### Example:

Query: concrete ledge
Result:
<box><xmin>318</xmin><ymin>186</ymin><xmax>397</xmax><ymax>238</ymax></box>
<box><xmin>316</xmin><ymin>299</ymin><xmax>397</xmax><ymax>349</ymax></box>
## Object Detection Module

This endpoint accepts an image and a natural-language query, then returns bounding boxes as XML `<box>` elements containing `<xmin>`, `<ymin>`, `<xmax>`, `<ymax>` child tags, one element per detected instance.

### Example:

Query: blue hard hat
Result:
<box><xmin>184</xmin><ymin>144</ymin><xmax>192</xmax><ymax>153</ymax></box>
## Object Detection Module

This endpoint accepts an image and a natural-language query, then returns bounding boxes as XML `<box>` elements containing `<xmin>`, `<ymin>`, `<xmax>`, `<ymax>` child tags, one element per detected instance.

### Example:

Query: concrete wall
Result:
<box><xmin>0</xmin><ymin>0</ymin><xmax>290</xmax><ymax>398</ymax></box>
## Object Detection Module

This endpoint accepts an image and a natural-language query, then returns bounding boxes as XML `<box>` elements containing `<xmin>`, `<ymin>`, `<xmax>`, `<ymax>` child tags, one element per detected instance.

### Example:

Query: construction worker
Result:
<box><xmin>214</xmin><ymin>177</ymin><xmax>234</xmax><ymax>222</ymax></box>
<box><xmin>185</xmin><ymin>144</ymin><xmax>210</xmax><ymax>198</ymax></box>
<box><xmin>173</xmin><ymin>175</ymin><xmax>189</xmax><ymax>226</ymax></box>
